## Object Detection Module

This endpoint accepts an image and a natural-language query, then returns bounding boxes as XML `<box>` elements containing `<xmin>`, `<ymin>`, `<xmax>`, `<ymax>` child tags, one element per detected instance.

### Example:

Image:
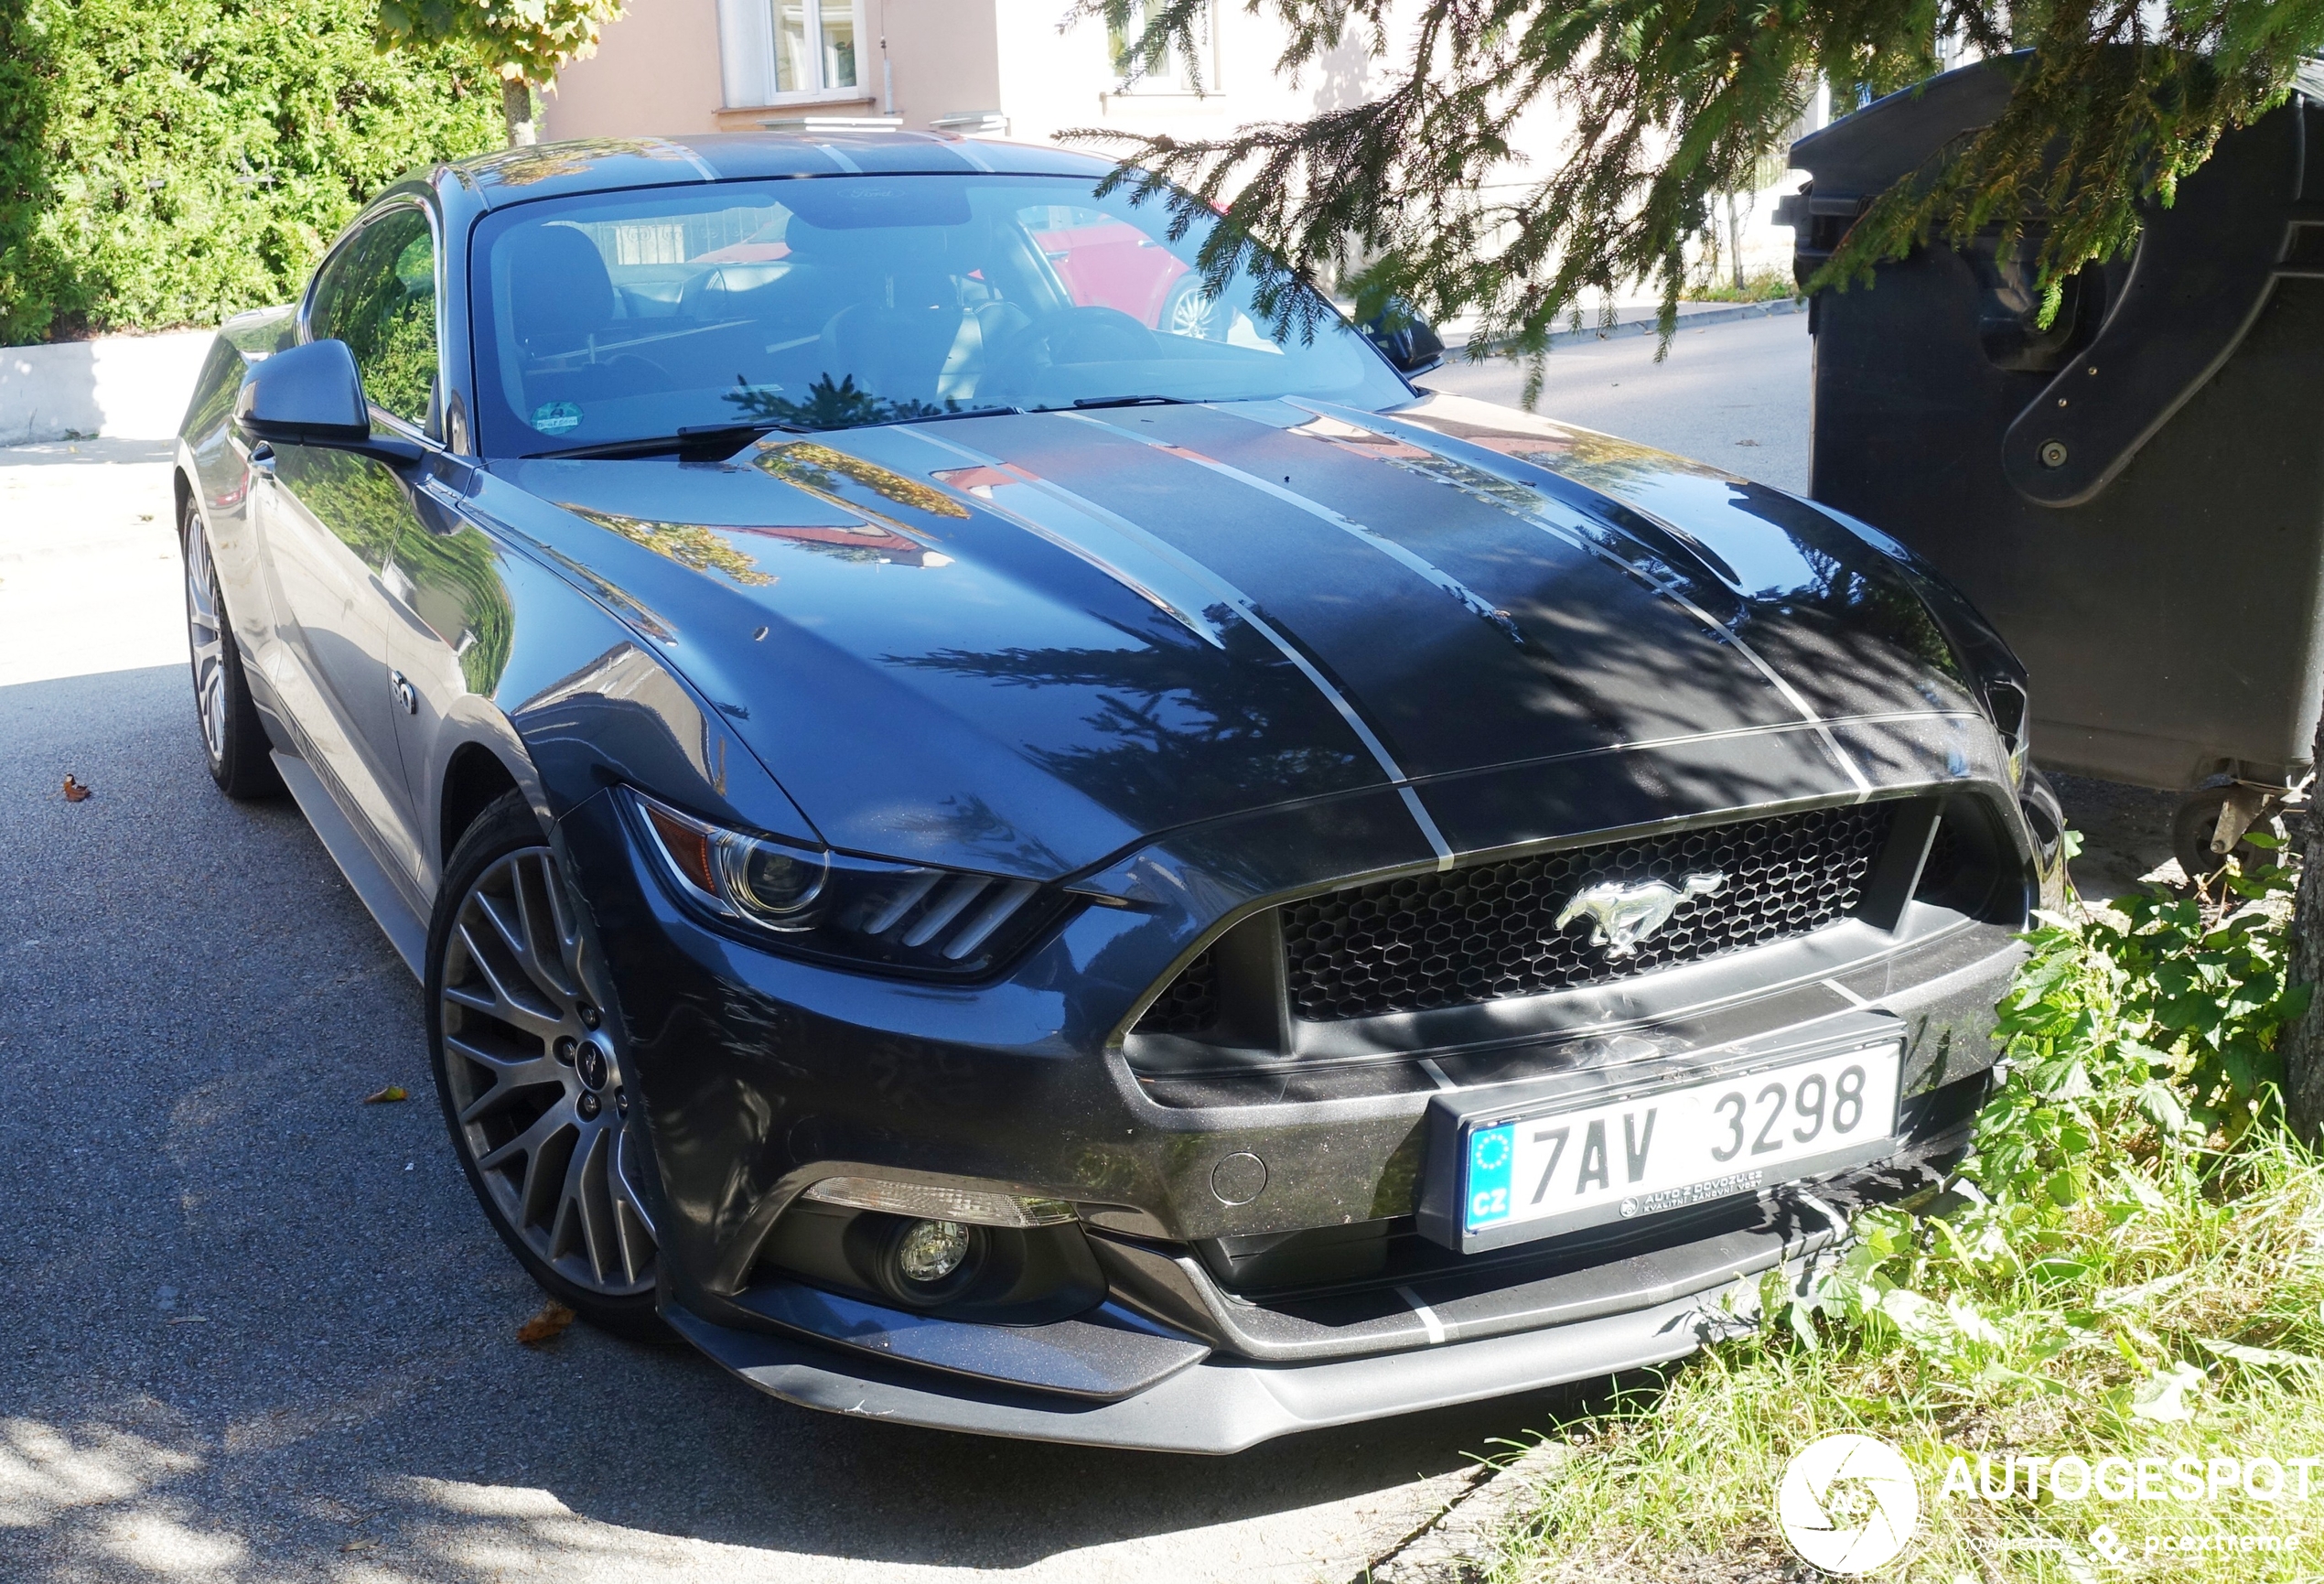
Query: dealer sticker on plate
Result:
<box><xmin>1461</xmin><ymin>1040</ymin><xmax>1901</xmax><ymax>1242</ymax></box>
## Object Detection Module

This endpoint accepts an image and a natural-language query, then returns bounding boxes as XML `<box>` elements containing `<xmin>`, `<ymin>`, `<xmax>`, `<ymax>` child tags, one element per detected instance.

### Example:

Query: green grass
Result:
<box><xmin>1482</xmin><ymin>856</ymin><xmax>2324</xmax><ymax>1582</ymax></box>
<box><xmin>1684</xmin><ymin>269</ymin><xmax>1804</xmax><ymax>305</ymax></box>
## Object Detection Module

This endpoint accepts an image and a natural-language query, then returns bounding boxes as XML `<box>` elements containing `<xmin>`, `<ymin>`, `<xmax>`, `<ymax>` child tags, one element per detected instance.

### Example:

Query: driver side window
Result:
<box><xmin>310</xmin><ymin>207</ymin><xmax>440</xmax><ymax>437</ymax></box>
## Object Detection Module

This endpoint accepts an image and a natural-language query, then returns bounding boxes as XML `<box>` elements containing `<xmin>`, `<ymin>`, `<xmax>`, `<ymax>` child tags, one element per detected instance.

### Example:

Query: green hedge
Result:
<box><xmin>0</xmin><ymin>0</ymin><xmax>501</xmax><ymax>345</ymax></box>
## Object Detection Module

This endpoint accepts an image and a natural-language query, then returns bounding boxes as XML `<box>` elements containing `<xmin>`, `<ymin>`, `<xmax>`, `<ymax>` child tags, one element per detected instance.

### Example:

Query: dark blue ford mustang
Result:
<box><xmin>175</xmin><ymin>131</ymin><xmax>2065</xmax><ymax>1451</ymax></box>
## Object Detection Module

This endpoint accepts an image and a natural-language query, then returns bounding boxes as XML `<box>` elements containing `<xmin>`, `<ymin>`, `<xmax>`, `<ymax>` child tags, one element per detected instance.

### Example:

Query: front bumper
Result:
<box><xmin>552</xmin><ymin>773</ymin><xmax>2041</xmax><ymax>1449</ymax></box>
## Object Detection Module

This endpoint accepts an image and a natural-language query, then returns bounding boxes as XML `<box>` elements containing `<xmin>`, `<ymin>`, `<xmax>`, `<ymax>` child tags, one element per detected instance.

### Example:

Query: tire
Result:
<box><xmin>182</xmin><ymin>496</ymin><xmax>284</xmax><ymax>799</ymax></box>
<box><xmin>2171</xmin><ymin>783</ymin><xmax>2285</xmax><ymax>881</ymax></box>
<box><xmin>426</xmin><ymin>791</ymin><xmax>667</xmax><ymax>1338</ymax></box>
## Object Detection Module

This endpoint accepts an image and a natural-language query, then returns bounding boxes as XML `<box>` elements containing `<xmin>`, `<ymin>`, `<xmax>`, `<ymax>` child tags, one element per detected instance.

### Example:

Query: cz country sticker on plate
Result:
<box><xmin>1460</xmin><ymin>1040</ymin><xmax>1902</xmax><ymax>1246</ymax></box>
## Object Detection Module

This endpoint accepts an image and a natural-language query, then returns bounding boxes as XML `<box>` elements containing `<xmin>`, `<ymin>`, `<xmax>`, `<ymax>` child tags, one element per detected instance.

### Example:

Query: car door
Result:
<box><xmin>379</xmin><ymin>480</ymin><xmax>520</xmax><ymax>897</ymax></box>
<box><xmin>255</xmin><ymin>203</ymin><xmax>439</xmax><ymax>888</ymax></box>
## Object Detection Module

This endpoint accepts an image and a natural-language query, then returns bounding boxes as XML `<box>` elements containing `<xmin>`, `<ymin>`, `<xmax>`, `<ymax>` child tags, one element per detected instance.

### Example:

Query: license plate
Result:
<box><xmin>1459</xmin><ymin>1041</ymin><xmax>1901</xmax><ymax>1245</ymax></box>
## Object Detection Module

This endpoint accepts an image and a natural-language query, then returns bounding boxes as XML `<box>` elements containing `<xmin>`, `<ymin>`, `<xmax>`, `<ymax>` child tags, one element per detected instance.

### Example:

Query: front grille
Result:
<box><xmin>1279</xmin><ymin>803</ymin><xmax>1895</xmax><ymax>1022</ymax></box>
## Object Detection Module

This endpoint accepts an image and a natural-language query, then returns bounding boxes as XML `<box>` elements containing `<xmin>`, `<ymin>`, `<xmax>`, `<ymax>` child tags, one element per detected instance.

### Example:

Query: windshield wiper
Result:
<box><xmin>522</xmin><ymin>419</ymin><xmax>807</xmax><ymax>462</ymax></box>
<box><xmin>1062</xmin><ymin>394</ymin><xmax>1199</xmax><ymax>411</ymax></box>
<box><xmin>883</xmin><ymin>405</ymin><xmax>1023</xmax><ymax>426</ymax></box>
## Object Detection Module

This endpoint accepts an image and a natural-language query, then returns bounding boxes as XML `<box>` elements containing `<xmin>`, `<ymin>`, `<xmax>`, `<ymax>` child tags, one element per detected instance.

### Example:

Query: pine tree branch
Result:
<box><xmin>1063</xmin><ymin>0</ymin><xmax>2324</xmax><ymax>398</ymax></box>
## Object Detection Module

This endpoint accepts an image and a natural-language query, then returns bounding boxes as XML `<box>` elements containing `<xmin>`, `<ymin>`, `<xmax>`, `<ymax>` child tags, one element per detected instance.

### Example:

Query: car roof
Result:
<box><xmin>444</xmin><ymin>132</ymin><xmax>1123</xmax><ymax>209</ymax></box>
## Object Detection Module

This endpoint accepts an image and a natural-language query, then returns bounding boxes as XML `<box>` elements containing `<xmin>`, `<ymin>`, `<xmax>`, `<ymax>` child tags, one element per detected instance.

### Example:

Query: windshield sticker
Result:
<box><xmin>533</xmin><ymin>402</ymin><xmax>583</xmax><ymax>436</ymax></box>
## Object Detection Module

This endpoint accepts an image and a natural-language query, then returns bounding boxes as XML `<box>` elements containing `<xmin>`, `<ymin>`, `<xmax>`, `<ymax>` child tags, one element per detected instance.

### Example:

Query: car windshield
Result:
<box><xmin>467</xmin><ymin>173</ymin><xmax>1413</xmax><ymax>456</ymax></box>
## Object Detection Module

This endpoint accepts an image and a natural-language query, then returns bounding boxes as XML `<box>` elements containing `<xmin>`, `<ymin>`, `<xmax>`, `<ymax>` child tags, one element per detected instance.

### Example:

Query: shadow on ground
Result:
<box><xmin>0</xmin><ymin>664</ymin><xmax>1573</xmax><ymax>1584</ymax></box>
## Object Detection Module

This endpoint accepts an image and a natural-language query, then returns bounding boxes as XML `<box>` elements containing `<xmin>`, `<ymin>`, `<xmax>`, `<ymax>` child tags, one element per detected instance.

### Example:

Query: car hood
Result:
<box><xmin>490</xmin><ymin>393</ymin><xmax>1988</xmax><ymax>879</ymax></box>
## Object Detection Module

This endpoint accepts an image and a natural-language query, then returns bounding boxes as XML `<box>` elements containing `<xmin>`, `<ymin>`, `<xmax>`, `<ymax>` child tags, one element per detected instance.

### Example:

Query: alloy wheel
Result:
<box><xmin>1164</xmin><ymin>284</ymin><xmax>1221</xmax><ymax>339</ymax></box>
<box><xmin>182</xmin><ymin>516</ymin><xmax>229</xmax><ymax>765</ymax></box>
<box><xmin>438</xmin><ymin>846</ymin><xmax>659</xmax><ymax>1296</ymax></box>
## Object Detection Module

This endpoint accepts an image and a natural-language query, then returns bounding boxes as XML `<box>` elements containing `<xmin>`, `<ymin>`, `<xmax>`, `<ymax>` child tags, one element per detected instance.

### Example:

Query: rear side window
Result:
<box><xmin>310</xmin><ymin>207</ymin><xmax>439</xmax><ymax>436</ymax></box>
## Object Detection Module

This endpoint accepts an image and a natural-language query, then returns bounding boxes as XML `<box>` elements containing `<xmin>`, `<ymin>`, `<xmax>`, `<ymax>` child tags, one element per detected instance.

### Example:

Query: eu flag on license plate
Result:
<box><xmin>1466</xmin><ymin>1122</ymin><xmax>1516</xmax><ymax>1230</ymax></box>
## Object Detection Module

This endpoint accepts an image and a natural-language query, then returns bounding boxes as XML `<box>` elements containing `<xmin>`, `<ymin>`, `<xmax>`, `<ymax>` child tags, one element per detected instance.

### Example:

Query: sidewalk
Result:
<box><xmin>0</xmin><ymin>438</ymin><xmax>184</xmax><ymax>688</ymax></box>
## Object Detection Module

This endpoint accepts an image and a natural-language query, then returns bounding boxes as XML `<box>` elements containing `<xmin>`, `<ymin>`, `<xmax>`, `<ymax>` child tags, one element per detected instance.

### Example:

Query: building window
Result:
<box><xmin>1110</xmin><ymin>0</ymin><xmax>1216</xmax><ymax>94</ymax></box>
<box><xmin>719</xmin><ymin>0</ymin><xmax>864</xmax><ymax>106</ymax></box>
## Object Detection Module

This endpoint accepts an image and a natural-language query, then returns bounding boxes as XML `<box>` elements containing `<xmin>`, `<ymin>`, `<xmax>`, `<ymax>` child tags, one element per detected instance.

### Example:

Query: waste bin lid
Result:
<box><xmin>1786</xmin><ymin>59</ymin><xmax>2017</xmax><ymax>200</ymax></box>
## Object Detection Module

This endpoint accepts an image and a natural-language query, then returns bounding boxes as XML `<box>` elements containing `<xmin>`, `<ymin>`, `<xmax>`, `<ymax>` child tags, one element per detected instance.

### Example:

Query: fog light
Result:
<box><xmin>894</xmin><ymin>1218</ymin><xmax>971</xmax><ymax>1285</ymax></box>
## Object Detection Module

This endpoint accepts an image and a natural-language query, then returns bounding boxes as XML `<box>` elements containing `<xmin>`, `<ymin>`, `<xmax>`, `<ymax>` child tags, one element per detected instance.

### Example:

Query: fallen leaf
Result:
<box><xmin>2128</xmin><ymin>1360</ymin><xmax>2207</xmax><ymax>1422</ymax></box>
<box><xmin>341</xmin><ymin>1539</ymin><xmax>376</xmax><ymax>1553</ymax></box>
<box><xmin>61</xmin><ymin>775</ymin><xmax>91</xmax><ymax>802</ymax></box>
<box><xmin>361</xmin><ymin>1085</ymin><xmax>408</xmax><ymax>1104</ymax></box>
<box><xmin>516</xmin><ymin>1300</ymin><xmax>575</xmax><ymax>1347</ymax></box>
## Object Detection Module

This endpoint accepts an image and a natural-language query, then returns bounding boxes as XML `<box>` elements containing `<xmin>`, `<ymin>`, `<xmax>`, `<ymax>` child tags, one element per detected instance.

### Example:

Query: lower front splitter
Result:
<box><xmin>663</xmin><ymin>1261</ymin><xmax>1803</xmax><ymax>1454</ymax></box>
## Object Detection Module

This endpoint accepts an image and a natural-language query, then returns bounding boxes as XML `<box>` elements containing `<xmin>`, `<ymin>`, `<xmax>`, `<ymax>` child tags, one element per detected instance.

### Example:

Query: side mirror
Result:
<box><xmin>1360</xmin><ymin>305</ymin><xmax>1446</xmax><ymax>376</ymax></box>
<box><xmin>235</xmin><ymin>339</ymin><xmax>423</xmax><ymax>463</ymax></box>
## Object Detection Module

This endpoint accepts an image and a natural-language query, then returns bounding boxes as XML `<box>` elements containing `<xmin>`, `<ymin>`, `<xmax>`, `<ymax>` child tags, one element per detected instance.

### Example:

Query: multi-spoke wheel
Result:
<box><xmin>181</xmin><ymin>497</ymin><xmax>282</xmax><ymax>798</ymax></box>
<box><xmin>428</xmin><ymin>792</ymin><xmax>662</xmax><ymax>1331</ymax></box>
<box><xmin>1160</xmin><ymin>275</ymin><xmax>1225</xmax><ymax>341</ymax></box>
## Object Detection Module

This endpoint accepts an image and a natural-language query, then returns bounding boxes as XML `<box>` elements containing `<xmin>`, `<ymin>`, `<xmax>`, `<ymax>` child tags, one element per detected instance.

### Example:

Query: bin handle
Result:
<box><xmin>2002</xmin><ymin>102</ymin><xmax>2312</xmax><ymax>508</ymax></box>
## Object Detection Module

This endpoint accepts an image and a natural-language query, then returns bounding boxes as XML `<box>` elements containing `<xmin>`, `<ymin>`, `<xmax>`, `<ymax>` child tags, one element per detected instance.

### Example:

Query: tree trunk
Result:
<box><xmin>2285</xmin><ymin>706</ymin><xmax>2324</xmax><ymax>1140</ymax></box>
<box><xmin>1726</xmin><ymin>191</ymin><xmax>1746</xmax><ymax>292</ymax></box>
<box><xmin>502</xmin><ymin>78</ymin><xmax>537</xmax><ymax>148</ymax></box>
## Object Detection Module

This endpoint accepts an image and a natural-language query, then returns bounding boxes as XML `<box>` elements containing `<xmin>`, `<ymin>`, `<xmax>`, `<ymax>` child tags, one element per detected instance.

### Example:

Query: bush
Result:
<box><xmin>0</xmin><ymin>0</ymin><xmax>501</xmax><ymax>344</ymax></box>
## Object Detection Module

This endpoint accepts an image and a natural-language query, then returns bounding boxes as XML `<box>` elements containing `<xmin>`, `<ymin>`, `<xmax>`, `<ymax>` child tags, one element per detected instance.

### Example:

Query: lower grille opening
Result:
<box><xmin>1135</xmin><ymin>946</ymin><xmax>1219</xmax><ymax>1037</ymax></box>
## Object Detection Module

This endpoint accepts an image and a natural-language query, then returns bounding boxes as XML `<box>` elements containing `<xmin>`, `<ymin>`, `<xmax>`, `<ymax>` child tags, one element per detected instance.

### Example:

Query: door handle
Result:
<box><xmin>391</xmin><ymin>671</ymin><xmax>417</xmax><ymax>716</ymax></box>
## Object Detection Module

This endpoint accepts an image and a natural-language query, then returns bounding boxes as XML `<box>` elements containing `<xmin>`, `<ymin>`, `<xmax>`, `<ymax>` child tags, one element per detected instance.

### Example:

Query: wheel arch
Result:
<box><xmin>439</xmin><ymin>741</ymin><xmax>525</xmax><ymax>872</ymax></box>
<box><xmin>172</xmin><ymin>465</ymin><xmax>196</xmax><ymax>542</ymax></box>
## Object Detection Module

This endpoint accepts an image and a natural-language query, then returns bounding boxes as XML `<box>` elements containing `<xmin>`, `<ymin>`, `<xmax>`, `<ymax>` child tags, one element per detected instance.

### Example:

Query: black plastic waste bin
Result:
<box><xmin>1780</xmin><ymin>59</ymin><xmax>2324</xmax><ymax>875</ymax></box>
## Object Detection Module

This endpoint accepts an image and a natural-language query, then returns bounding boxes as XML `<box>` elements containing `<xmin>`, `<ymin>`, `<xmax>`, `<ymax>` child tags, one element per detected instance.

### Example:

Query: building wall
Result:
<box><xmin>543</xmin><ymin>0</ymin><xmax>727</xmax><ymax>141</ymax></box>
<box><xmin>543</xmin><ymin>0</ymin><xmax>1802</xmax><ymax>288</ymax></box>
<box><xmin>883</xmin><ymin>0</ymin><xmax>1002</xmax><ymax>129</ymax></box>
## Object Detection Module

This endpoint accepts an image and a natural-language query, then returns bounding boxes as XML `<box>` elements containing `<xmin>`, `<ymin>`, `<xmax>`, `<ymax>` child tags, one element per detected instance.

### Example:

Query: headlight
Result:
<box><xmin>627</xmin><ymin>789</ymin><xmax>1062</xmax><ymax>975</ymax></box>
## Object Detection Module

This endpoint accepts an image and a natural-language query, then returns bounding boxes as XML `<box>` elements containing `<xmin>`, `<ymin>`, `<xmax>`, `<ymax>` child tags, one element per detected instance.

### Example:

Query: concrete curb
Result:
<box><xmin>1357</xmin><ymin>1439</ymin><xmax>1574</xmax><ymax>1583</ymax></box>
<box><xmin>1555</xmin><ymin>295</ymin><xmax>1806</xmax><ymax>343</ymax></box>
<box><xmin>1469</xmin><ymin>292</ymin><xmax>1793</xmax><ymax>353</ymax></box>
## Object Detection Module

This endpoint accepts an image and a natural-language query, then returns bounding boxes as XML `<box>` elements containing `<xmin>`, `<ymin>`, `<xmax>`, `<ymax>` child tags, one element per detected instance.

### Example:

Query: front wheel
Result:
<box><xmin>182</xmin><ymin>498</ymin><xmax>282</xmax><ymax>799</ymax></box>
<box><xmin>427</xmin><ymin>792</ymin><xmax>665</xmax><ymax>1336</ymax></box>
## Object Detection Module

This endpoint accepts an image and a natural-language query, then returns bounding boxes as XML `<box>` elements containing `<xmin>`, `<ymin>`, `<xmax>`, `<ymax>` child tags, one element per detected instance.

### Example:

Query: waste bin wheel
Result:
<box><xmin>2170</xmin><ymin>784</ymin><xmax>2283</xmax><ymax>880</ymax></box>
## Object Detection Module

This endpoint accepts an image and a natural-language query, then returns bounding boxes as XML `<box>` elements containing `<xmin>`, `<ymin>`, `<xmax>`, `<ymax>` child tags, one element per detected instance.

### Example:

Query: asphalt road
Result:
<box><xmin>1419</xmin><ymin>310</ymin><xmax>1815</xmax><ymax>495</ymax></box>
<box><xmin>0</xmin><ymin>318</ymin><xmax>2173</xmax><ymax>1583</ymax></box>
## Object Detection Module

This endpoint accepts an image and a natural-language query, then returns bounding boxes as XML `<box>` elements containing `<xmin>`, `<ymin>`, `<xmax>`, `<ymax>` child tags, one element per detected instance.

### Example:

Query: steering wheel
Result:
<box><xmin>981</xmin><ymin>307</ymin><xmax>1162</xmax><ymax>405</ymax></box>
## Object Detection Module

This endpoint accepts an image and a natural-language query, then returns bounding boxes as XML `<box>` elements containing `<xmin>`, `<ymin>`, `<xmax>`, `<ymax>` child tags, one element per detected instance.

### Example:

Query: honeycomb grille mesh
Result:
<box><xmin>1135</xmin><ymin>946</ymin><xmax>1219</xmax><ymax>1035</ymax></box>
<box><xmin>1278</xmin><ymin>803</ymin><xmax>1897</xmax><ymax>1022</ymax></box>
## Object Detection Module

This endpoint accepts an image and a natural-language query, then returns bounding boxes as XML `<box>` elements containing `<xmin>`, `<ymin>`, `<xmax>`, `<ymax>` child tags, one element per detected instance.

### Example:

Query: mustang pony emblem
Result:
<box><xmin>1555</xmin><ymin>873</ymin><xmax>1727</xmax><ymax>957</ymax></box>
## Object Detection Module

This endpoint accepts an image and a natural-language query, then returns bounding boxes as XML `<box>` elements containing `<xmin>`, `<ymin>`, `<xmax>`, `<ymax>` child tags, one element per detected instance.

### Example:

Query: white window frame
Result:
<box><xmin>717</xmin><ymin>0</ymin><xmax>870</xmax><ymax>108</ymax></box>
<box><xmin>1109</xmin><ymin>0</ymin><xmax>1218</xmax><ymax>96</ymax></box>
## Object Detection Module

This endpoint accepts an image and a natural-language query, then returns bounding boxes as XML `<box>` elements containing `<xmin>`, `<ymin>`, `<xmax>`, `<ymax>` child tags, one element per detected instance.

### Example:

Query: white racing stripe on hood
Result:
<box><xmin>1053</xmin><ymin>409</ymin><xmax>1526</xmax><ymax>649</ymax></box>
<box><xmin>1296</xmin><ymin>400</ymin><xmax>1877</xmax><ymax>803</ymax></box>
<box><xmin>897</xmin><ymin>423</ymin><xmax>1459</xmax><ymax>870</ymax></box>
